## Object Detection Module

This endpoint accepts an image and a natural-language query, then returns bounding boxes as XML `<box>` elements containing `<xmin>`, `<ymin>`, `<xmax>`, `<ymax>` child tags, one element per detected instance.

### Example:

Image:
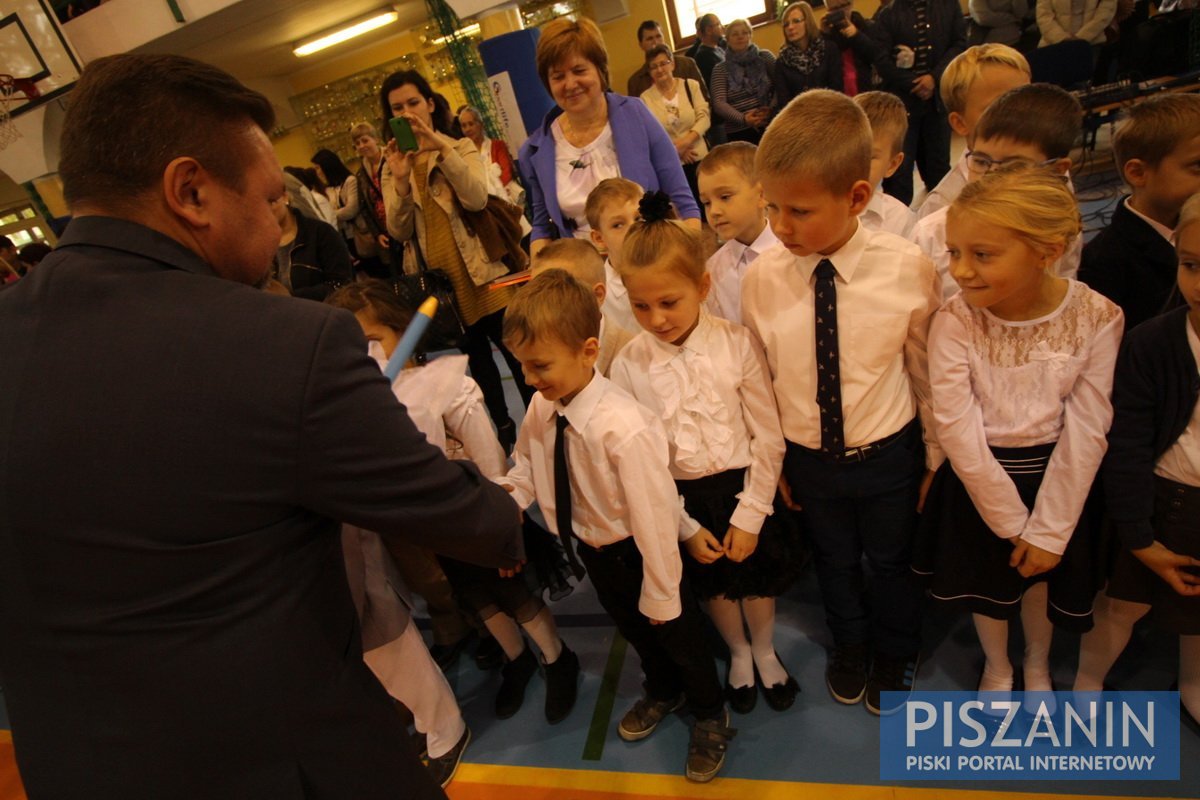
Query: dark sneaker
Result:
<box><xmin>473</xmin><ymin>633</ymin><xmax>504</xmax><ymax>671</ymax></box>
<box><xmin>617</xmin><ymin>693</ymin><xmax>685</xmax><ymax>742</ymax></box>
<box><xmin>494</xmin><ymin>646</ymin><xmax>538</xmax><ymax>719</ymax></box>
<box><xmin>424</xmin><ymin>726</ymin><xmax>470</xmax><ymax>788</ymax></box>
<box><xmin>543</xmin><ymin>645</ymin><xmax>580</xmax><ymax>724</ymax></box>
<box><xmin>685</xmin><ymin>708</ymin><xmax>737</xmax><ymax>783</ymax></box>
<box><xmin>866</xmin><ymin>653</ymin><xmax>919</xmax><ymax>716</ymax></box>
<box><xmin>826</xmin><ymin>643</ymin><xmax>868</xmax><ymax>705</ymax></box>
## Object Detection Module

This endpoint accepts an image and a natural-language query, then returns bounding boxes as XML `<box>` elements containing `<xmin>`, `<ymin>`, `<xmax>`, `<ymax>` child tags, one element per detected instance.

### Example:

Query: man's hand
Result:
<box><xmin>911</xmin><ymin>74</ymin><xmax>935</xmax><ymax>100</ymax></box>
<box><xmin>685</xmin><ymin>527</ymin><xmax>726</xmax><ymax>564</ymax></box>
<box><xmin>499</xmin><ymin>561</ymin><xmax>526</xmax><ymax>579</ymax></box>
<box><xmin>723</xmin><ymin>525</ymin><xmax>758</xmax><ymax>562</ymax></box>
<box><xmin>1132</xmin><ymin>542</ymin><xmax>1200</xmax><ymax>596</ymax></box>
<box><xmin>1010</xmin><ymin>539</ymin><xmax>1061</xmax><ymax>578</ymax></box>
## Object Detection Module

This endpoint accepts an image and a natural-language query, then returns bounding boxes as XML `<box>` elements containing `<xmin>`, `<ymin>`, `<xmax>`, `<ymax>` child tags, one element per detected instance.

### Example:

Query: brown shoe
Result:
<box><xmin>685</xmin><ymin>708</ymin><xmax>736</xmax><ymax>783</ymax></box>
<box><xmin>617</xmin><ymin>693</ymin><xmax>685</xmax><ymax>742</ymax></box>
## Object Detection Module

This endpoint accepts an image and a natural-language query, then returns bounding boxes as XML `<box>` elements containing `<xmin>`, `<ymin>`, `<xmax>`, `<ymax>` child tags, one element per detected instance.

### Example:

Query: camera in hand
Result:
<box><xmin>826</xmin><ymin>9</ymin><xmax>850</xmax><ymax>30</ymax></box>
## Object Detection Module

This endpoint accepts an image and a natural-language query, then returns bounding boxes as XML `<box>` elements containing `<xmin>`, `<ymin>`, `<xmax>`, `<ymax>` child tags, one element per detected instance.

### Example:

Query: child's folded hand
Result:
<box><xmin>723</xmin><ymin>526</ymin><xmax>757</xmax><ymax>562</ymax></box>
<box><xmin>1009</xmin><ymin>539</ymin><xmax>1060</xmax><ymax>577</ymax></box>
<box><xmin>685</xmin><ymin>527</ymin><xmax>725</xmax><ymax>564</ymax></box>
<box><xmin>777</xmin><ymin>475</ymin><xmax>802</xmax><ymax>511</ymax></box>
<box><xmin>1133</xmin><ymin>541</ymin><xmax>1200</xmax><ymax>597</ymax></box>
<box><xmin>498</xmin><ymin>560</ymin><xmax>526</xmax><ymax>579</ymax></box>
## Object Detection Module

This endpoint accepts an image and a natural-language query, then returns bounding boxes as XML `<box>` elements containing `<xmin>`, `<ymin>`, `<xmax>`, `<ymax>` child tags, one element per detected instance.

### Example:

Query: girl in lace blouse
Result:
<box><xmin>609</xmin><ymin>193</ymin><xmax>804</xmax><ymax>715</ymax></box>
<box><xmin>913</xmin><ymin>168</ymin><xmax>1123</xmax><ymax>700</ymax></box>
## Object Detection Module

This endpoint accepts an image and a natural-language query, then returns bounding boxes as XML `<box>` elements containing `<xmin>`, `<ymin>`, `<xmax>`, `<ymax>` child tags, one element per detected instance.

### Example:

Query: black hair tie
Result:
<box><xmin>638</xmin><ymin>190</ymin><xmax>673</xmax><ymax>224</ymax></box>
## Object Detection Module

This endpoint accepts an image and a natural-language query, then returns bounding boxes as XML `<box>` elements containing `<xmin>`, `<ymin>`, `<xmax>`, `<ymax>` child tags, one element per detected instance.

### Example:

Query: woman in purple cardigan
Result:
<box><xmin>519</xmin><ymin>17</ymin><xmax>700</xmax><ymax>256</ymax></box>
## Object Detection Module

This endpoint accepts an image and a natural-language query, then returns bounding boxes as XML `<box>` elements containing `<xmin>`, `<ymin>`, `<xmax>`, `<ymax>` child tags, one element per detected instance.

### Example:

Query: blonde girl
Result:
<box><xmin>914</xmin><ymin>167</ymin><xmax>1123</xmax><ymax>700</ymax></box>
<box><xmin>609</xmin><ymin>192</ymin><xmax>804</xmax><ymax>714</ymax></box>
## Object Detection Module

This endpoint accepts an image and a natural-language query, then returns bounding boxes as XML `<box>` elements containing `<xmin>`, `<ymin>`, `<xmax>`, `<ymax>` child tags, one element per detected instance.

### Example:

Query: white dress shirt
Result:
<box><xmin>913</xmin><ymin>204</ymin><xmax>1082</xmax><ymax>302</ymax></box>
<box><xmin>601</xmin><ymin>258</ymin><xmax>641</xmax><ymax>333</ymax></box>
<box><xmin>705</xmin><ymin>223</ymin><xmax>780</xmax><ymax>325</ymax></box>
<box><xmin>929</xmin><ymin>281</ymin><xmax>1123</xmax><ymax>554</ymax></box>
<box><xmin>916</xmin><ymin>151</ymin><xmax>969</xmax><ymax>221</ymax></box>
<box><xmin>1155</xmin><ymin>320</ymin><xmax>1200</xmax><ymax>488</ymax></box>
<box><xmin>861</xmin><ymin>187</ymin><xmax>917</xmax><ymax>239</ymax></box>
<box><xmin>372</xmin><ymin>350</ymin><xmax>507</xmax><ymax>480</ymax></box>
<box><xmin>553</xmin><ymin>121</ymin><xmax>621</xmax><ymax>239</ymax></box>
<box><xmin>498</xmin><ymin>372</ymin><xmax>690</xmax><ymax>621</ymax></box>
<box><xmin>742</xmin><ymin>221</ymin><xmax>943</xmax><ymax>468</ymax></box>
<box><xmin>609</xmin><ymin>314</ymin><xmax>785</xmax><ymax>534</ymax></box>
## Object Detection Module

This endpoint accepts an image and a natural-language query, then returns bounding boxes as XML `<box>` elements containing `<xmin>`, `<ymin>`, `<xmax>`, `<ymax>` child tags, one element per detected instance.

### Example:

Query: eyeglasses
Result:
<box><xmin>965</xmin><ymin>151</ymin><xmax>1059</xmax><ymax>174</ymax></box>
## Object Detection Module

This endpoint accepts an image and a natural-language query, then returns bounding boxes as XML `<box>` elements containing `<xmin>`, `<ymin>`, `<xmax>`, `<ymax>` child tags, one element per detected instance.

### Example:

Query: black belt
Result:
<box><xmin>793</xmin><ymin>419</ymin><xmax>915</xmax><ymax>464</ymax></box>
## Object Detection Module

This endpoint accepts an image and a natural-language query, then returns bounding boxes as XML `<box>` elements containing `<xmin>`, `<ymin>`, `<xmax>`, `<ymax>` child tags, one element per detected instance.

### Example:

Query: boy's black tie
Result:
<box><xmin>814</xmin><ymin>259</ymin><xmax>844</xmax><ymax>454</ymax></box>
<box><xmin>554</xmin><ymin>413</ymin><xmax>586</xmax><ymax>579</ymax></box>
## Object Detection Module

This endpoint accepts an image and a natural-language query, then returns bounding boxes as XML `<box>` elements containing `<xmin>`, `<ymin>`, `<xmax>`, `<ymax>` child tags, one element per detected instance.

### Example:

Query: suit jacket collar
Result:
<box><xmin>57</xmin><ymin>215</ymin><xmax>216</xmax><ymax>277</ymax></box>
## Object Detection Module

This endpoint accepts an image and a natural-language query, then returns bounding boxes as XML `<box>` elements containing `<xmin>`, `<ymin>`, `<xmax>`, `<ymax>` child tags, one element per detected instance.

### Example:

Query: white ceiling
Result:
<box><xmin>132</xmin><ymin>0</ymin><xmax>431</xmax><ymax>81</ymax></box>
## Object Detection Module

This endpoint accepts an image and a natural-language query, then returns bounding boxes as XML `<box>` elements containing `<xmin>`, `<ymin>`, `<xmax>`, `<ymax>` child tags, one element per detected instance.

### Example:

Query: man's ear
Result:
<box><xmin>162</xmin><ymin>157</ymin><xmax>213</xmax><ymax>229</ymax></box>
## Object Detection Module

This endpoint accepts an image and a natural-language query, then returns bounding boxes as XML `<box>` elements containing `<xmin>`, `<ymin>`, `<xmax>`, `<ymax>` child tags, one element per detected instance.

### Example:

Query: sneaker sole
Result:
<box><xmin>617</xmin><ymin>697</ymin><xmax>685</xmax><ymax>742</ymax></box>
<box><xmin>826</xmin><ymin>677</ymin><xmax>865</xmax><ymax>705</ymax></box>
<box><xmin>685</xmin><ymin>751</ymin><xmax>726</xmax><ymax>783</ymax></box>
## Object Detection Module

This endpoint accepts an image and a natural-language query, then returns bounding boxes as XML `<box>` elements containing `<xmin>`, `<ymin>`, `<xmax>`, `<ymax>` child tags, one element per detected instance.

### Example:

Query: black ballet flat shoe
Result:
<box><xmin>761</xmin><ymin>674</ymin><xmax>800</xmax><ymax>712</ymax></box>
<box><xmin>725</xmin><ymin>680</ymin><xmax>757</xmax><ymax>715</ymax></box>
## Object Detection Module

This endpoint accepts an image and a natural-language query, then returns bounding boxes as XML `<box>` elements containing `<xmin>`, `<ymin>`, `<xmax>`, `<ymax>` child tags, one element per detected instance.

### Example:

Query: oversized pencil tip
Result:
<box><xmin>417</xmin><ymin>296</ymin><xmax>439</xmax><ymax>318</ymax></box>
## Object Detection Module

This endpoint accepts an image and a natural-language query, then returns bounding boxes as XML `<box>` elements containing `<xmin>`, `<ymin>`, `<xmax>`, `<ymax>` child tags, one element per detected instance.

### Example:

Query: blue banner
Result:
<box><xmin>880</xmin><ymin>691</ymin><xmax>1180</xmax><ymax>781</ymax></box>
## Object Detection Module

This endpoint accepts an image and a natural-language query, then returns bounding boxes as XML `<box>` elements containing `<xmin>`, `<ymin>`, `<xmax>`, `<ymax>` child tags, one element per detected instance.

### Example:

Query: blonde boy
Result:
<box><xmin>585</xmin><ymin>178</ymin><xmax>643</xmax><ymax>333</ymax></box>
<box><xmin>697</xmin><ymin>142</ymin><xmax>779</xmax><ymax>324</ymax></box>
<box><xmin>854</xmin><ymin>92</ymin><xmax>916</xmax><ymax>238</ymax></box>
<box><xmin>741</xmin><ymin>89</ymin><xmax>940</xmax><ymax>716</ymax></box>
<box><xmin>531</xmin><ymin>238</ymin><xmax>635</xmax><ymax>376</ymax></box>
<box><xmin>499</xmin><ymin>270</ymin><xmax>730</xmax><ymax>782</ymax></box>
<box><xmin>916</xmin><ymin>44</ymin><xmax>1031</xmax><ymax>221</ymax></box>
<box><xmin>1079</xmin><ymin>93</ymin><xmax>1200</xmax><ymax>329</ymax></box>
<box><xmin>911</xmin><ymin>83</ymin><xmax>1082</xmax><ymax>301</ymax></box>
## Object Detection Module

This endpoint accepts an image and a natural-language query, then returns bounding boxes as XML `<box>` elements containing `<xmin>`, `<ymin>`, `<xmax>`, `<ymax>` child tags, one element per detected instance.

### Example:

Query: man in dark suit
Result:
<box><xmin>0</xmin><ymin>54</ymin><xmax>523</xmax><ymax>799</ymax></box>
<box><xmin>626</xmin><ymin>20</ymin><xmax>709</xmax><ymax>99</ymax></box>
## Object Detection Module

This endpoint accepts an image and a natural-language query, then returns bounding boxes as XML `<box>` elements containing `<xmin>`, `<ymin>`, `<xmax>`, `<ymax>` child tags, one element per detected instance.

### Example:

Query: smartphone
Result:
<box><xmin>389</xmin><ymin>116</ymin><xmax>419</xmax><ymax>152</ymax></box>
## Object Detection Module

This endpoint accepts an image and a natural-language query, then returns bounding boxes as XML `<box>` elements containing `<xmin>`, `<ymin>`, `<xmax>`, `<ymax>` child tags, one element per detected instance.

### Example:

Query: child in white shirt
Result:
<box><xmin>498</xmin><ymin>270</ymin><xmax>733</xmax><ymax>783</ymax></box>
<box><xmin>913</xmin><ymin>168</ymin><xmax>1122</xmax><ymax>703</ymax></box>
<box><xmin>610</xmin><ymin>192</ymin><xmax>802</xmax><ymax>715</ymax></box>
<box><xmin>697</xmin><ymin>142</ymin><xmax>780</xmax><ymax>324</ymax></box>
<box><xmin>854</xmin><ymin>92</ymin><xmax>916</xmax><ymax>239</ymax></box>
<box><xmin>586</xmin><ymin>178</ymin><xmax>645</xmax><ymax>334</ymax></box>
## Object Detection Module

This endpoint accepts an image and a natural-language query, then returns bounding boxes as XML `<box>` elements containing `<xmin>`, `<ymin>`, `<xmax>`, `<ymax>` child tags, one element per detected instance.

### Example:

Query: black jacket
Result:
<box><xmin>774</xmin><ymin>38</ymin><xmax>844</xmax><ymax>106</ymax></box>
<box><xmin>823</xmin><ymin>12</ymin><xmax>882</xmax><ymax>92</ymax></box>
<box><xmin>277</xmin><ymin>207</ymin><xmax>354</xmax><ymax>301</ymax></box>
<box><xmin>1103</xmin><ymin>307</ymin><xmax>1200</xmax><ymax>550</ymax></box>
<box><xmin>1079</xmin><ymin>198</ymin><xmax>1184</xmax><ymax>331</ymax></box>
<box><xmin>868</xmin><ymin>0</ymin><xmax>967</xmax><ymax>115</ymax></box>
<box><xmin>0</xmin><ymin>216</ymin><xmax>523</xmax><ymax>799</ymax></box>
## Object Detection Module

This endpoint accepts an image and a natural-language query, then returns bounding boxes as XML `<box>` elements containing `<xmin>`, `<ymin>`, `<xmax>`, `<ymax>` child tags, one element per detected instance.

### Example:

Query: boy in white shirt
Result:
<box><xmin>531</xmin><ymin>238</ymin><xmax>635</xmax><ymax>377</ymax></box>
<box><xmin>741</xmin><ymin>89</ymin><xmax>941</xmax><ymax>716</ymax></box>
<box><xmin>911</xmin><ymin>84</ymin><xmax>1083</xmax><ymax>302</ymax></box>
<box><xmin>915</xmin><ymin>44</ymin><xmax>1030</xmax><ymax>221</ymax></box>
<box><xmin>586</xmin><ymin>178</ymin><xmax>645</xmax><ymax>334</ymax></box>
<box><xmin>698</xmin><ymin>142</ymin><xmax>780</xmax><ymax>324</ymax></box>
<box><xmin>498</xmin><ymin>271</ymin><xmax>732</xmax><ymax>783</ymax></box>
<box><xmin>854</xmin><ymin>92</ymin><xmax>917</xmax><ymax>239</ymax></box>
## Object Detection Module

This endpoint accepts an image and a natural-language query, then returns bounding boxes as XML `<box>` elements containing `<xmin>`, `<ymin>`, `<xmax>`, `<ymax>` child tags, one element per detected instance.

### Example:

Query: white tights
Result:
<box><xmin>706</xmin><ymin>596</ymin><xmax>788</xmax><ymax>688</ymax></box>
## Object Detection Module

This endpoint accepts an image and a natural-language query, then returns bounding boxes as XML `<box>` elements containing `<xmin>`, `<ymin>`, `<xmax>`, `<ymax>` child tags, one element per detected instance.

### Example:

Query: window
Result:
<box><xmin>665</xmin><ymin>0</ymin><xmax>778</xmax><ymax>48</ymax></box>
<box><xmin>0</xmin><ymin>204</ymin><xmax>53</xmax><ymax>250</ymax></box>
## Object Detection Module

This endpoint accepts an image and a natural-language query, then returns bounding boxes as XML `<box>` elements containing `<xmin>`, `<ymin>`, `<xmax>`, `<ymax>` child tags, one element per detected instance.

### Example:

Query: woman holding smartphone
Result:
<box><xmin>380</xmin><ymin>70</ymin><xmax>531</xmax><ymax>449</ymax></box>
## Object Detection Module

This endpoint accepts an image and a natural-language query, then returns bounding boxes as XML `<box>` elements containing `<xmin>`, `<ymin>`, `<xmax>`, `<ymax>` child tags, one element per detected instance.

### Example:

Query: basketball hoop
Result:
<box><xmin>0</xmin><ymin>75</ymin><xmax>38</xmax><ymax>152</ymax></box>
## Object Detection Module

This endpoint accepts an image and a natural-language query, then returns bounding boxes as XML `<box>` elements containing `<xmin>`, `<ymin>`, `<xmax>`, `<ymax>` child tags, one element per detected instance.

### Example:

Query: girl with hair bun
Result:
<box><xmin>609</xmin><ymin>192</ymin><xmax>804</xmax><ymax>715</ymax></box>
<box><xmin>914</xmin><ymin>166</ymin><xmax>1124</xmax><ymax>703</ymax></box>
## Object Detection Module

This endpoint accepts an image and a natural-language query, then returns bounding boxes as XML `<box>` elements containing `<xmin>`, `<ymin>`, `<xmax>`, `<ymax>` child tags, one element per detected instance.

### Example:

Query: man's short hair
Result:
<box><xmin>973</xmin><ymin>83</ymin><xmax>1081</xmax><ymax>160</ymax></box>
<box><xmin>1113</xmin><ymin>93</ymin><xmax>1200</xmax><ymax>172</ymax></box>
<box><xmin>854</xmin><ymin>91</ymin><xmax>908</xmax><ymax>157</ymax></box>
<box><xmin>757</xmin><ymin>89</ymin><xmax>871</xmax><ymax>194</ymax></box>
<box><xmin>502</xmin><ymin>269</ymin><xmax>601</xmax><ymax>349</ymax></box>
<box><xmin>698</xmin><ymin>141</ymin><xmax>758</xmax><ymax>181</ymax></box>
<box><xmin>532</xmin><ymin>239</ymin><xmax>606</xmax><ymax>287</ymax></box>
<box><xmin>637</xmin><ymin>20</ymin><xmax>661</xmax><ymax>42</ymax></box>
<box><xmin>536</xmin><ymin>17</ymin><xmax>610</xmax><ymax>94</ymax></box>
<box><xmin>585</xmin><ymin>177</ymin><xmax>644</xmax><ymax>230</ymax></box>
<box><xmin>939</xmin><ymin>44</ymin><xmax>1031</xmax><ymax>115</ymax></box>
<box><xmin>698</xmin><ymin>13</ymin><xmax>720</xmax><ymax>35</ymax></box>
<box><xmin>59</xmin><ymin>54</ymin><xmax>274</xmax><ymax>212</ymax></box>
<box><xmin>0</xmin><ymin>235</ymin><xmax>13</xmax><ymax>250</ymax></box>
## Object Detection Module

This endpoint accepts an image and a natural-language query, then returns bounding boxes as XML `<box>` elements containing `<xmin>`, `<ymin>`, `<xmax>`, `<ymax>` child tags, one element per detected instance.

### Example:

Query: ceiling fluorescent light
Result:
<box><xmin>294</xmin><ymin>11</ymin><xmax>399</xmax><ymax>57</ymax></box>
<box><xmin>429</xmin><ymin>23</ymin><xmax>480</xmax><ymax>47</ymax></box>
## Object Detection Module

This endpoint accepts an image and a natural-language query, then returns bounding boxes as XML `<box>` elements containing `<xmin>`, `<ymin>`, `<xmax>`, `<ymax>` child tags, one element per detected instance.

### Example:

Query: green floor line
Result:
<box><xmin>582</xmin><ymin>632</ymin><xmax>628</xmax><ymax>761</ymax></box>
